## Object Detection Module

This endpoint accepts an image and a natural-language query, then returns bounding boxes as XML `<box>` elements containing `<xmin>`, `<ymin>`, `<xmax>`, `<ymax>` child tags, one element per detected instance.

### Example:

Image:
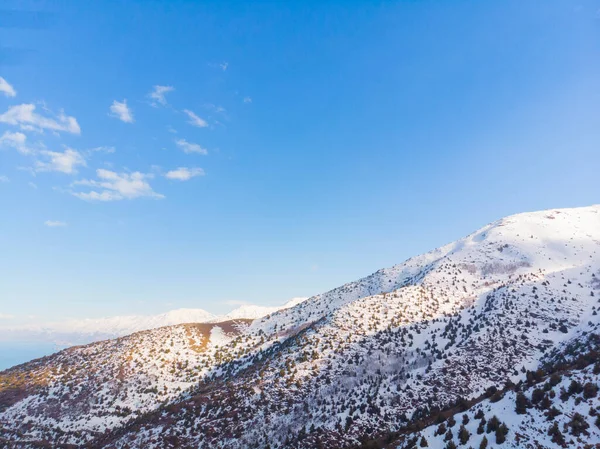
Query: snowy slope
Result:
<box><xmin>1</xmin><ymin>205</ymin><xmax>599</xmax><ymax>449</ymax></box>
<box><xmin>396</xmin><ymin>334</ymin><xmax>600</xmax><ymax>449</ymax></box>
<box><xmin>0</xmin><ymin>319</ymin><xmax>253</xmax><ymax>444</ymax></box>
<box><xmin>402</xmin><ymin>368</ymin><xmax>600</xmax><ymax>449</ymax></box>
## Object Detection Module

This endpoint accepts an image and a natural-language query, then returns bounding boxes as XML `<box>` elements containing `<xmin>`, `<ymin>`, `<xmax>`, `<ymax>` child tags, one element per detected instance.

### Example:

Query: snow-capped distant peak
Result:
<box><xmin>222</xmin><ymin>298</ymin><xmax>309</xmax><ymax>321</ymax></box>
<box><xmin>224</xmin><ymin>305</ymin><xmax>280</xmax><ymax>320</ymax></box>
<box><xmin>282</xmin><ymin>297</ymin><xmax>309</xmax><ymax>308</ymax></box>
<box><xmin>0</xmin><ymin>299</ymin><xmax>307</xmax><ymax>347</ymax></box>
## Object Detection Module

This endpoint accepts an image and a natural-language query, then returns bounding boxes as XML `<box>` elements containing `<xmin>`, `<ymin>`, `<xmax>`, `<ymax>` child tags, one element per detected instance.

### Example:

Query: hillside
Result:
<box><xmin>394</xmin><ymin>332</ymin><xmax>600</xmax><ymax>449</ymax></box>
<box><xmin>1</xmin><ymin>205</ymin><xmax>599</xmax><ymax>449</ymax></box>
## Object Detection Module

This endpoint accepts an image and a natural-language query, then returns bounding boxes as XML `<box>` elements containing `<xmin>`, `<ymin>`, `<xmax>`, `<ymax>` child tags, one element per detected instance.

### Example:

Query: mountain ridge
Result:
<box><xmin>1</xmin><ymin>204</ymin><xmax>599</xmax><ymax>449</ymax></box>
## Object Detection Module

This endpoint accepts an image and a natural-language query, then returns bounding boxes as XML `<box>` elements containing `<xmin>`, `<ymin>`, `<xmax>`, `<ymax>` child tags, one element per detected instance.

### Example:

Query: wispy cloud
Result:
<box><xmin>28</xmin><ymin>182</ymin><xmax>37</xmax><ymax>189</ymax></box>
<box><xmin>0</xmin><ymin>77</ymin><xmax>16</xmax><ymax>97</ymax></box>
<box><xmin>0</xmin><ymin>131</ymin><xmax>31</xmax><ymax>154</ymax></box>
<box><xmin>243</xmin><ymin>96</ymin><xmax>252</xmax><ymax>103</ymax></box>
<box><xmin>73</xmin><ymin>169</ymin><xmax>163</xmax><ymax>201</ymax></box>
<box><xmin>203</xmin><ymin>103</ymin><xmax>229</xmax><ymax>122</ymax></box>
<box><xmin>165</xmin><ymin>167</ymin><xmax>204</xmax><ymax>181</ymax></box>
<box><xmin>148</xmin><ymin>85</ymin><xmax>174</xmax><ymax>107</ymax></box>
<box><xmin>209</xmin><ymin>62</ymin><xmax>228</xmax><ymax>71</ymax></box>
<box><xmin>88</xmin><ymin>146</ymin><xmax>115</xmax><ymax>154</ymax></box>
<box><xmin>0</xmin><ymin>104</ymin><xmax>80</xmax><ymax>134</ymax></box>
<box><xmin>175</xmin><ymin>138</ymin><xmax>208</xmax><ymax>155</ymax></box>
<box><xmin>35</xmin><ymin>148</ymin><xmax>86</xmax><ymax>174</ymax></box>
<box><xmin>0</xmin><ymin>175</ymin><xmax>9</xmax><ymax>183</ymax></box>
<box><xmin>0</xmin><ymin>313</ymin><xmax>15</xmax><ymax>320</ymax></box>
<box><xmin>109</xmin><ymin>100</ymin><xmax>134</xmax><ymax>123</ymax></box>
<box><xmin>183</xmin><ymin>109</ymin><xmax>208</xmax><ymax>128</ymax></box>
<box><xmin>44</xmin><ymin>220</ymin><xmax>67</xmax><ymax>227</ymax></box>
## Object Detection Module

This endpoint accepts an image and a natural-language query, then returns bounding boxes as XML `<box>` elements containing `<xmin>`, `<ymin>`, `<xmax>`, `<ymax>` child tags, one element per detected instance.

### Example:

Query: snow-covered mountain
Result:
<box><xmin>220</xmin><ymin>297</ymin><xmax>309</xmax><ymax>321</ymax></box>
<box><xmin>1</xmin><ymin>205</ymin><xmax>599</xmax><ymax>449</ymax></box>
<box><xmin>0</xmin><ymin>299</ymin><xmax>308</xmax><ymax>347</ymax></box>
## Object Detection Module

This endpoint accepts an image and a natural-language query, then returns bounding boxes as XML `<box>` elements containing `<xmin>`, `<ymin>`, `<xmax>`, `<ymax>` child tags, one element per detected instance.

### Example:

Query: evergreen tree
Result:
<box><xmin>476</xmin><ymin>420</ymin><xmax>485</xmax><ymax>435</ymax></box>
<box><xmin>568</xmin><ymin>412</ymin><xmax>590</xmax><ymax>436</ymax></box>
<box><xmin>495</xmin><ymin>428</ymin><xmax>506</xmax><ymax>444</ymax></box>
<box><xmin>515</xmin><ymin>392</ymin><xmax>529</xmax><ymax>414</ymax></box>
<box><xmin>531</xmin><ymin>388</ymin><xmax>544</xmax><ymax>404</ymax></box>
<box><xmin>486</xmin><ymin>416</ymin><xmax>500</xmax><ymax>434</ymax></box>
<box><xmin>548</xmin><ymin>422</ymin><xmax>565</xmax><ymax>446</ymax></box>
<box><xmin>567</xmin><ymin>380</ymin><xmax>583</xmax><ymax>396</ymax></box>
<box><xmin>445</xmin><ymin>441</ymin><xmax>457</xmax><ymax>449</ymax></box>
<box><xmin>495</xmin><ymin>423</ymin><xmax>508</xmax><ymax>444</ymax></box>
<box><xmin>479</xmin><ymin>436</ymin><xmax>488</xmax><ymax>449</ymax></box>
<box><xmin>448</xmin><ymin>415</ymin><xmax>456</xmax><ymax>427</ymax></box>
<box><xmin>419</xmin><ymin>436</ymin><xmax>429</xmax><ymax>447</ymax></box>
<box><xmin>583</xmin><ymin>382</ymin><xmax>598</xmax><ymax>399</ymax></box>
<box><xmin>549</xmin><ymin>373</ymin><xmax>562</xmax><ymax>387</ymax></box>
<box><xmin>458</xmin><ymin>424</ymin><xmax>470</xmax><ymax>445</ymax></box>
<box><xmin>539</xmin><ymin>394</ymin><xmax>552</xmax><ymax>410</ymax></box>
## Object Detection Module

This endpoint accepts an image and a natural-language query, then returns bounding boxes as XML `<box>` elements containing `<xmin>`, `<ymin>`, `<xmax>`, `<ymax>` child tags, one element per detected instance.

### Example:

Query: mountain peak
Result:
<box><xmin>2</xmin><ymin>205</ymin><xmax>599</xmax><ymax>448</ymax></box>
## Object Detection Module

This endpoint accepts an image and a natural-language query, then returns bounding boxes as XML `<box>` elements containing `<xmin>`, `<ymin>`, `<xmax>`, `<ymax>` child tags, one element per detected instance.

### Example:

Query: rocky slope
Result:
<box><xmin>1</xmin><ymin>205</ymin><xmax>599</xmax><ymax>449</ymax></box>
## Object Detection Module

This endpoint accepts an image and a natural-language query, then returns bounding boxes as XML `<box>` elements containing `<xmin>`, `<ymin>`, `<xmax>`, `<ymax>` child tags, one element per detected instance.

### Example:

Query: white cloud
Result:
<box><xmin>209</xmin><ymin>62</ymin><xmax>228</xmax><ymax>71</ymax></box>
<box><xmin>73</xmin><ymin>190</ymin><xmax>119</xmax><ymax>201</ymax></box>
<box><xmin>243</xmin><ymin>96</ymin><xmax>252</xmax><ymax>103</ymax></box>
<box><xmin>165</xmin><ymin>167</ymin><xmax>205</xmax><ymax>181</ymax></box>
<box><xmin>203</xmin><ymin>103</ymin><xmax>229</xmax><ymax>121</ymax></box>
<box><xmin>0</xmin><ymin>77</ymin><xmax>16</xmax><ymax>97</ymax></box>
<box><xmin>0</xmin><ymin>313</ymin><xmax>15</xmax><ymax>320</ymax></box>
<box><xmin>148</xmin><ymin>85</ymin><xmax>174</xmax><ymax>106</ymax></box>
<box><xmin>28</xmin><ymin>181</ymin><xmax>37</xmax><ymax>189</ymax></box>
<box><xmin>183</xmin><ymin>109</ymin><xmax>208</xmax><ymax>128</ymax></box>
<box><xmin>0</xmin><ymin>130</ymin><xmax>31</xmax><ymax>154</ymax></box>
<box><xmin>44</xmin><ymin>220</ymin><xmax>67</xmax><ymax>227</ymax></box>
<box><xmin>109</xmin><ymin>100</ymin><xmax>134</xmax><ymax>123</ymax></box>
<box><xmin>0</xmin><ymin>104</ymin><xmax>80</xmax><ymax>134</ymax></box>
<box><xmin>88</xmin><ymin>146</ymin><xmax>115</xmax><ymax>154</ymax></box>
<box><xmin>73</xmin><ymin>169</ymin><xmax>163</xmax><ymax>201</ymax></box>
<box><xmin>175</xmin><ymin>138</ymin><xmax>208</xmax><ymax>155</ymax></box>
<box><xmin>0</xmin><ymin>175</ymin><xmax>9</xmax><ymax>183</ymax></box>
<box><xmin>35</xmin><ymin>148</ymin><xmax>86</xmax><ymax>174</ymax></box>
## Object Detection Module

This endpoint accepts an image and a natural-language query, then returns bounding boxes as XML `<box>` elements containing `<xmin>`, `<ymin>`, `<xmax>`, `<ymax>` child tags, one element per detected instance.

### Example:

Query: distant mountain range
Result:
<box><xmin>0</xmin><ymin>297</ymin><xmax>307</xmax><ymax>346</ymax></box>
<box><xmin>1</xmin><ymin>205</ymin><xmax>599</xmax><ymax>449</ymax></box>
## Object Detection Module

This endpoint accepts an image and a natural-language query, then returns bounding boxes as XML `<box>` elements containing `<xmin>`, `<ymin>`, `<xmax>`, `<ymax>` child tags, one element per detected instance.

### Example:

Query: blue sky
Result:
<box><xmin>0</xmin><ymin>1</ymin><xmax>599</xmax><ymax>323</ymax></box>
